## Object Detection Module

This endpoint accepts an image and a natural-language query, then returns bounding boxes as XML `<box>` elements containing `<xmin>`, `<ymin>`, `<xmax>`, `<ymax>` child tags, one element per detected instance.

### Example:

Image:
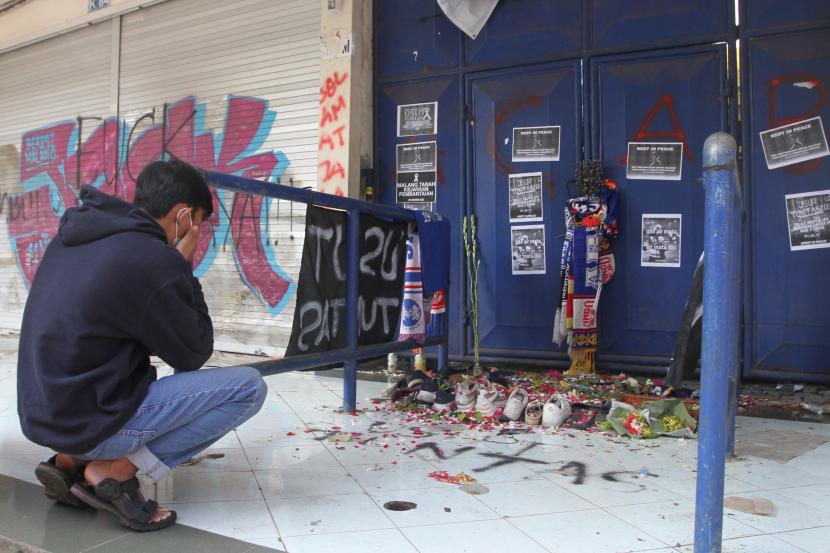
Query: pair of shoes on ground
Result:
<box><xmin>415</xmin><ymin>374</ymin><xmax>455</xmax><ymax>412</ymax></box>
<box><xmin>455</xmin><ymin>379</ymin><xmax>500</xmax><ymax>417</ymax></box>
<box><xmin>501</xmin><ymin>389</ymin><xmax>572</xmax><ymax>428</ymax></box>
<box><xmin>36</xmin><ymin>455</ymin><xmax>176</xmax><ymax>532</ymax></box>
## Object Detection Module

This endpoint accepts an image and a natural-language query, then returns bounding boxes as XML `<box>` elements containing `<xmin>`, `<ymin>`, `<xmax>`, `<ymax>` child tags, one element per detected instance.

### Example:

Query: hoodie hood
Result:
<box><xmin>59</xmin><ymin>185</ymin><xmax>167</xmax><ymax>246</ymax></box>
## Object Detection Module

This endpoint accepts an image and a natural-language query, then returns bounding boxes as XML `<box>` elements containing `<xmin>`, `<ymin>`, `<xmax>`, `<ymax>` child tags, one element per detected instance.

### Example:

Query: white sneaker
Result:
<box><xmin>503</xmin><ymin>388</ymin><xmax>529</xmax><ymax>421</ymax></box>
<box><xmin>476</xmin><ymin>380</ymin><xmax>499</xmax><ymax>417</ymax></box>
<box><xmin>456</xmin><ymin>380</ymin><xmax>479</xmax><ymax>411</ymax></box>
<box><xmin>542</xmin><ymin>394</ymin><xmax>572</xmax><ymax>428</ymax></box>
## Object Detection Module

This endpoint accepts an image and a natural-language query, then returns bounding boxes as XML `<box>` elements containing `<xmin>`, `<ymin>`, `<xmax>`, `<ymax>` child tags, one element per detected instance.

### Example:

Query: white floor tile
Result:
<box><xmin>282</xmin><ymin>528</ymin><xmax>418</xmax><ymax>553</ymax></box>
<box><xmin>346</xmin><ymin>458</ymin><xmax>448</xmax><ymax>493</ymax></box>
<box><xmin>509</xmin><ymin>509</ymin><xmax>668</xmax><ymax>553</ymax></box>
<box><xmin>277</xmin><ymin>389</ymin><xmax>343</xmax><ymax>409</ymax></box>
<box><xmin>606</xmin><ymin>499</ymin><xmax>761</xmax><ymax>547</ymax></box>
<box><xmin>0</xmin><ymin>415</ymin><xmax>53</xmax><ymax>456</ymax></box>
<box><xmin>648</xmin><ymin>467</ymin><xmax>761</xmax><ymax>499</ymax></box>
<box><xmin>236</xmin><ymin>415</ymin><xmax>310</xmax><ymax>448</ymax></box>
<box><xmin>245</xmin><ymin>443</ymin><xmax>341</xmax><ymax>472</ymax></box>
<box><xmin>172</xmin><ymin>499</ymin><xmax>280</xmax><ymax>540</ymax></box>
<box><xmin>476</xmin><ymin>478</ymin><xmax>596</xmax><ymax>517</ymax></box>
<box><xmin>174</xmin><ymin>447</ymin><xmax>251</xmax><ymax>473</ymax></box>
<box><xmin>776</xmin><ymin>526</ymin><xmax>830</xmax><ymax>553</ymax></box>
<box><xmin>369</xmin><ymin>486</ymin><xmax>500</xmax><ymax>528</ymax></box>
<box><xmin>786</xmin><ymin>442</ymin><xmax>830</xmax><ymax>476</ymax></box>
<box><xmin>324</xmin><ymin>440</ymin><xmax>414</xmax><ymax>466</ymax></box>
<box><xmin>429</xmin><ymin>449</ymin><xmax>547</xmax><ymax>484</ymax></box>
<box><xmin>770</xmin><ymin>484</ymin><xmax>830</xmax><ymax>515</ymax></box>
<box><xmin>267</xmin><ymin>493</ymin><xmax>394</xmax><ymax>537</ymax></box>
<box><xmin>0</xmin><ymin>453</ymin><xmax>44</xmax><ymax>484</ymax></box>
<box><xmin>156</xmin><ymin>470</ymin><xmax>263</xmax><ymax>503</ymax></box>
<box><xmin>210</xmin><ymin>430</ymin><xmax>242</xmax><ymax>449</ymax></box>
<box><xmin>540</xmin><ymin>463</ymin><xmax>683</xmax><ymax>508</ymax></box>
<box><xmin>401</xmin><ymin>519</ymin><xmax>548</xmax><ymax>553</ymax></box>
<box><xmin>726</xmin><ymin>457</ymin><xmax>830</xmax><ymax>490</ymax></box>
<box><xmin>676</xmin><ymin>534</ymin><xmax>811</xmax><ymax>553</ymax></box>
<box><xmin>256</xmin><ymin>467</ymin><xmax>364</xmax><ymax>499</ymax></box>
<box><xmin>236</xmin><ymin>537</ymin><xmax>287</xmax><ymax>550</ymax></box>
<box><xmin>258</xmin><ymin>394</ymin><xmax>296</xmax><ymax>415</ymax></box>
<box><xmin>722</xmin><ymin>490</ymin><xmax>830</xmax><ymax>533</ymax></box>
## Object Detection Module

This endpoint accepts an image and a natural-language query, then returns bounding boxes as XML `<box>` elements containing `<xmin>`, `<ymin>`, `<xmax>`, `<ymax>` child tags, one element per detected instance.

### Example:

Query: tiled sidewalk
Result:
<box><xmin>0</xmin><ymin>338</ymin><xmax>828</xmax><ymax>553</ymax></box>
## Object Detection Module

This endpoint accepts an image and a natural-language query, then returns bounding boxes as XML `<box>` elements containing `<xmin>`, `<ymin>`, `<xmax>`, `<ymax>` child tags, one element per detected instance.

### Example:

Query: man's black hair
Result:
<box><xmin>133</xmin><ymin>158</ymin><xmax>213</xmax><ymax>219</ymax></box>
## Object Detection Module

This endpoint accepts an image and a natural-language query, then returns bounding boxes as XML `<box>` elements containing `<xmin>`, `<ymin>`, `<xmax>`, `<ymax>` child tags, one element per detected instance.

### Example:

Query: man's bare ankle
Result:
<box><xmin>84</xmin><ymin>458</ymin><xmax>137</xmax><ymax>486</ymax></box>
<box><xmin>55</xmin><ymin>453</ymin><xmax>79</xmax><ymax>473</ymax></box>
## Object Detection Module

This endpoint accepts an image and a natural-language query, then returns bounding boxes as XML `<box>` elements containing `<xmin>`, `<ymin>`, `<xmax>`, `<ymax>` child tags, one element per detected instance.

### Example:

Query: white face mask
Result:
<box><xmin>172</xmin><ymin>207</ymin><xmax>193</xmax><ymax>247</ymax></box>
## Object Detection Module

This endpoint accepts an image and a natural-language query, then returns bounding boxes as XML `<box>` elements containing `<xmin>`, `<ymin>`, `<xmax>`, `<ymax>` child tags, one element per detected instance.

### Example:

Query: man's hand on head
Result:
<box><xmin>176</xmin><ymin>222</ymin><xmax>201</xmax><ymax>262</ymax></box>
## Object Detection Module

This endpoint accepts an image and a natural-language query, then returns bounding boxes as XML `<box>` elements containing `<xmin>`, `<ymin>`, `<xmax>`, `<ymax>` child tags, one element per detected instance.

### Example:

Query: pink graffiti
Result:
<box><xmin>8</xmin><ymin>96</ymin><xmax>294</xmax><ymax>312</ymax></box>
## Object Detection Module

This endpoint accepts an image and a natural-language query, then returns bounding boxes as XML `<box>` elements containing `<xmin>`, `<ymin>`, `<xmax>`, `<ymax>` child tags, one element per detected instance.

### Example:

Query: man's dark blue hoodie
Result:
<box><xmin>17</xmin><ymin>186</ymin><xmax>214</xmax><ymax>454</ymax></box>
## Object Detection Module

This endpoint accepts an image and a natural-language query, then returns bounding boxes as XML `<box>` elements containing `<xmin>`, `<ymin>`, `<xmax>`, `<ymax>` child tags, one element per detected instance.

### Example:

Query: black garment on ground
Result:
<box><xmin>17</xmin><ymin>186</ymin><xmax>213</xmax><ymax>454</ymax></box>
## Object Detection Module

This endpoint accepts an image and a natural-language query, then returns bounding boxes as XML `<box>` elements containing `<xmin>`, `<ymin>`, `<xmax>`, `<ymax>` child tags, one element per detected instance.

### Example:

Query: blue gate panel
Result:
<box><xmin>745</xmin><ymin>29</ymin><xmax>830</xmax><ymax>379</ymax></box>
<box><xmin>591</xmin><ymin>47</ymin><xmax>728</xmax><ymax>361</ymax></box>
<box><xmin>376</xmin><ymin>77</ymin><xmax>464</xmax><ymax>356</ymax></box>
<box><xmin>590</xmin><ymin>0</ymin><xmax>730</xmax><ymax>51</ymax></box>
<box><xmin>742</xmin><ymin>0</ymin><xmax>830</xmax><ymax>35</ymax></box>
<box><xmin>465</xmin><ymin>0</ymin><xmax>582</xmax><ymax>67</ymax></box>
<box><xmin>469</xmin><ymin>62</ymin><xmax>581</xmax><ymax>357</ymax></box>
<box><xmin>376</xmin><ymin>0</ymin><xmax>460</xmax><ymax>80</ymax></box>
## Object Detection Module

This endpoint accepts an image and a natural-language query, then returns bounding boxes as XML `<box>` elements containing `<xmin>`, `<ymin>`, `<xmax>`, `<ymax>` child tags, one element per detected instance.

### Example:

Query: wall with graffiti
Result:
<box><xmin>0</xmin><ymin>94</ymin><xmax>310</xmax><ymax>353</ymax></box>
<box><xmin>0</xmin><ymin>0</ymin><xmax>323</xmax><ymax>354</ymax></box>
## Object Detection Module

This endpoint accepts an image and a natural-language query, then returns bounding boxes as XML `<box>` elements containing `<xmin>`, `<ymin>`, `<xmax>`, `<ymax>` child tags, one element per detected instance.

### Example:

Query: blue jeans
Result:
<box><xmin>77</xmin><ymin>366</ymin><xmax>267</xmax><ymax>482</ymax></box>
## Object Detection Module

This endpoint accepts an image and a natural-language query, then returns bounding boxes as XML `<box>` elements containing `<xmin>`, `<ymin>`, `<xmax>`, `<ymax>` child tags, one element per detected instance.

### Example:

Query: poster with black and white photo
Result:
<box><xmin>396</xmin><ymin>141</ymin><xmax>436</xmax><ymax>173</ymax></box>
<box><xmin>397</xmin><ymin>102</ymin><xmax>438</xmax><ymax>137</ymax></box>
<box><xmin>396</xmin><ymin>171</ymin><xmax>437</xmax><ymax>203</ymax></box>
<box><xmin>785</xmin><ymin>190</ymin><xmax>830</xmax><ymax>251</ymax></box>
<box><xmin>511</xmin><ymin>225</ymin><xmax>546</xmax><ymax>275</ymax></box>
<box><xmin>627</xmin><ymin>143</ymin><xmax>684</xmax><ymax>180</ymax></box>
<box><xmin>512</xmin><ymin>126</ymin><xmax>560</xmax><ymax>162</ymax></box>
<box><xmin>508</xmin><ymin>172</ymin><xmax>543</xmax><ymax>222</ymax></box>
<box><xmin>760</xmin><ymin>116</ymin><xmax>829</xmax><ymax>170</ymax></box>
<box><xmin>641</xmin><ymin>214</ymin><xmax>682</xmax><ymax>267</ymax></box>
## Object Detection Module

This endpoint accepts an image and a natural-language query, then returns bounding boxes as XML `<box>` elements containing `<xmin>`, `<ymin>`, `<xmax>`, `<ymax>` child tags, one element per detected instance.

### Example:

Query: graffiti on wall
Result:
<box><xmin>618</xmin><ymin>94</ymin><xmax>696</xmax><ymax>166</ymax></box>
<box><xmin>768</xmin><ymin>73</ymin><xmax>828</xmax><ymax>175</ymax></box>
<box><xmin>318</xmin><ymin>70</ymin><xmax>349</xmax><ymax>196</ymax></box>
<box><xmin>6</xmin><ymin>95</ymin><xmax>296</xmax><ymax>314</ymax></box>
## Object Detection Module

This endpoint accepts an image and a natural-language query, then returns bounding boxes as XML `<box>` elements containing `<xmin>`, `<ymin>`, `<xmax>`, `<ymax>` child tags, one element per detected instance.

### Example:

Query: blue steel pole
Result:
<box><xmin>343</xmin><ymin>208</ymin><xmax>361</xmax><ymax>413</ymax></box>
<box><xmin>695</xmin><ymin>132</ymin><xmax>740</xmax><ymax>553</ymax></box>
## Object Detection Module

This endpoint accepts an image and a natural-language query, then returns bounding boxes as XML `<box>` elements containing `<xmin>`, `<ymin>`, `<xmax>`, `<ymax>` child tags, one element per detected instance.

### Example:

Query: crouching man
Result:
<box><xmin>17</xmin><ymin>159</ymin><xmax>266</xmax><ymax>531</ymax></box>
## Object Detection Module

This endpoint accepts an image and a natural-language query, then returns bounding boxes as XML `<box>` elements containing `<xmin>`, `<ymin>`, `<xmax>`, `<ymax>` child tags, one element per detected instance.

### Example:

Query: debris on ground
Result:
<box><xmin>460</xmin><ymin>483</ymin><xmax>490</xmax><ymax>495</ymax></box>
<box><xmin>724</xmin><ymin>496</ymin><xmax>775</xmax><ymax>516</ymax></box>
<box><xmin>368</xmin><ymin>365</ymin><xmax>827</xmax><ymax>444</ymax></box>
<box><xmin>801</xmin><ymin>403</ymin><xmax>827</xmax><ymax>415</ymax></box>
<box><xmin>429</xmin><ymin>471</ymin><xmax>477</xmax><ymax>485</ymax></box>
<box><xmin>180</xmin><ymin>452</ymin><xmax>225</xmax><ymax>466</ymax></box>
<box><xmin>383</xmin><ymin>501</ymin><xmax>417</xmax><ymax>511</ymax></box>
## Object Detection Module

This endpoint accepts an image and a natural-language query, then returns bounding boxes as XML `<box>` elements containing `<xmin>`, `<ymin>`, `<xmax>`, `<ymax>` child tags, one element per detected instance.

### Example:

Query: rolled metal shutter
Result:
<box><xmin>0</xmin><ymin>22</ymin><xmax>113</xmax><ymax>329</ymax></box>
<box><xmin>119</xmin><ymin>0</ymin><xmax>320</xmax><ymax>355</ymax></box>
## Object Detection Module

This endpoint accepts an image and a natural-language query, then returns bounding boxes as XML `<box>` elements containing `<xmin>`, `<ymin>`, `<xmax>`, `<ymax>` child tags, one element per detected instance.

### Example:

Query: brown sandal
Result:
<box><xmin>70</xmin><ymin>477</ymin><xmax>176</xmax><ymax>531</ymax></box>
<box><xmin>35</xmin><ymin>455</ymin><xmax>88</xmax><ymax>509</ymax></box>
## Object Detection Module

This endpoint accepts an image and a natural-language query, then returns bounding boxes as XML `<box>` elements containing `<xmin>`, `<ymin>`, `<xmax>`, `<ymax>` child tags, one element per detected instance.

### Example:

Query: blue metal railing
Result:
<box><xmin>205</xmin><ymin>170</ymin><xmax>450</xmax><ymax>413</ymax></box>
<box><xmin>694</xmin><ymin>132</ymin><xmax>742</xmax><ymax>553</ymax></box>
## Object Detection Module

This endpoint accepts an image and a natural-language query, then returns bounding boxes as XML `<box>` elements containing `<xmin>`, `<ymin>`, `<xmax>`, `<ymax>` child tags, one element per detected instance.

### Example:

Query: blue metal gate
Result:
<box><xmin>468</xmin><ymin>62</ymin><xmax>581</xmax><ymax>360</ymax></box>
<box><xmin>741</xmin><ymin>1</ymin><xmax>830</xmax><ymax>381</ymax></box>
<box><xmin>590</xmin><ymin>46</ymin><xmax>729</xmax><ymax>367</ymax></box>
<box><xmin>374</xmin><ymin>0</ymin><xmax>830</xmax><ymax>380</ymax></box>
